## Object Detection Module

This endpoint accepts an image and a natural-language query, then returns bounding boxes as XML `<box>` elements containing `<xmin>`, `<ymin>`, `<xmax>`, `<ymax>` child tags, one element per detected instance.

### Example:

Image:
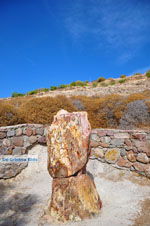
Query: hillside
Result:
<box><xmin>35</xmin><ymin>74</ymin><xmax>150</xmax><ymax>98</ymax></box>
<box><xmin>0</xmin><ymin>72</ymin><xmax>150</xmax><ymax>129</ymax></box>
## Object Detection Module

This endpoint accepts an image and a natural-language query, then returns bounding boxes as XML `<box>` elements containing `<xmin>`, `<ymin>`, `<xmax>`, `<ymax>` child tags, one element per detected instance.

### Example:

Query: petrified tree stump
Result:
<box><xmin>47</xmin><ymin>110</ymin><xmax>102</xmax><ymax>222</ymax></box>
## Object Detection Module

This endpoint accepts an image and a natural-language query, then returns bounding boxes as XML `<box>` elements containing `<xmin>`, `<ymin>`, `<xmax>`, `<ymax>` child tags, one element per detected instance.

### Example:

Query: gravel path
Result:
<box><xmin>0</xmin><ymin>145</ymin><xmax>150</xmax><ymax>226</ymax></box>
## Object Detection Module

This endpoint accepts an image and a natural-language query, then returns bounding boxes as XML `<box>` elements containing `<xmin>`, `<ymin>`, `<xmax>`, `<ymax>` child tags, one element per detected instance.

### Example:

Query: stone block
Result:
<box><xmin>49</xmin><ymin>174</ymin><xmax>101</xmax><ymax>222</ymax></box>
<box><xmin>47</xmin><ymin>110</ymin><xmax>91</xmax><ymax>178</ymax></box>
<box><xmin>16</xmin><ymin>128</ymin><xmax>23</xmax><ymax>136</ymax></box>
<box><xmin>117</xmin><ymin>158</ymin><xmax>132</xmax><ymax>168</ymax></box>
<box><xmin>36</xmin><ymin>128</ymin><xmax>44</xmax><ymax>135</ymax></box>
<box><xmin>91</xmin><ymin>147</ymin><xmax>104</xmax><ymax>159</ymax></box>
<box><xmin>12</xmin><ymin>137</ymin><xmax>24</xmax><ymax>147</ymax></box>
<box><xmin>137</xmin><ymin>153</ymin><xmax>149</xmax><ymax>164</ymax></box>
<box><xmin>7</xmin><ymin>130</ymin><xmax>15</xmax><ymax>137</ymax></box>
<box><xmin>29</xmin><ymin>136</ymin><xmax>37</xmax><ymax>144</ymax></box>
<box><xmin>0</xmin><ymin>132</ymin><xmax>6</xmax><ymax>139</ymax></box>
<box><xmin>127</xmin><ymin>151</ymin><xmax>136</xmax><ymax>162</ymax></box>
<box><xmin>105</xmin><ymin>149</ymin><xmax>120</xmax><ymax>164</ymax></box>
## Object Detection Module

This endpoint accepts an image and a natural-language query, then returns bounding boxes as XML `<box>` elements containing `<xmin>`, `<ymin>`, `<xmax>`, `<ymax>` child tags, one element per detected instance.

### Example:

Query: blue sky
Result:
<box><xmin>0</xmin><ymin>0</ymin><xmax>150</xmax><ymax>98</ymax></box>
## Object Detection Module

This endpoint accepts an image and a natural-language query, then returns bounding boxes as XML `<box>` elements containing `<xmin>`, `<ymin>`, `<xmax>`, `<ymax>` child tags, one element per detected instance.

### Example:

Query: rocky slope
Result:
<box><xmin>36</xmin><ymin>75</ymin><xmax>150</xmax><ymax>98</ymax></box>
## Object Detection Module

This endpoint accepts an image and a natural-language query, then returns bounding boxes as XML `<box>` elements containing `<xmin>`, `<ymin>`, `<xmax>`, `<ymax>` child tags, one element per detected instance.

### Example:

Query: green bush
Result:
<box><xmin>119</xmin><ymin>79</ymin><xmax>126</xmax><ymax>84</ymax></box>
<box><xmin>120</xmin><ymin>74</ymin><xmax>126</xmax><ymax>78</ymax></box>
<box><xmin>70</xmin><ymin>81</ymin><xmax>86</xmax><ymax>87</ymax></box>
<box><xmin>97</xmin><ymin>77</ymin><xmax>106</xmax><ymax>83</ymax></box>
<box><xmin>92</xmin><ymin>82</ymin><xmax>98</xmax><ymax>87</ymax></box>
<box><xmin>27</xmin><ymin>90</ymin><xmax>39</xmax><ymax>95</ymax></box>
<box><xmin>134</xmin><ymin>72</ymin><xmax>142</xmax><ymax>75</ymax></box>
<box><xmin>58</xmin><ymin>84</ymin><xmax>68</xmax><ymax>89</ymax></box>
<box><xmin>50</xmin><ymin>86</ymin><xmax>57</xmax><ymax>91</ymax></box>
<box><xmin>41</xmin><ymin>88</ymin><xmax>49</xmax><ymax>92</ymax></box>
<box><xmin>109</xmin><ymin>79</ymin><xmax>116</xmax><ymax>85</ymax></box>
<box><xmin>100</xmin><ymin>82</ymin><xmax>108</xmax><ymax>87</ymax></box>
<box><xmin>146</xmin><ymin>70</ymin><xmax>150</xmax><ymax>78</ymax></box>
<box><xmin>12</xmin><ymin>92</ymin><xmax>25</xmax><ymax>97</ymax></box>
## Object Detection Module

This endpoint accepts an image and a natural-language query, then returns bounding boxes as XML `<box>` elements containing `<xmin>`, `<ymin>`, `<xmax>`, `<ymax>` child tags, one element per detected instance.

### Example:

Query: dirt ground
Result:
<box><xmin>0</xmin><ymin>145</ymin><xmax>150</xmax><ymax>226</ymax></box>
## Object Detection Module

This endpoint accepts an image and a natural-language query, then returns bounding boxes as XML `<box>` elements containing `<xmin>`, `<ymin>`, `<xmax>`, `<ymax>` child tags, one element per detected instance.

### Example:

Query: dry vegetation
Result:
<box><xmin>0</xmin><ymin>90</ymin><xmax>150</xmax><ymax>129</ymax></box>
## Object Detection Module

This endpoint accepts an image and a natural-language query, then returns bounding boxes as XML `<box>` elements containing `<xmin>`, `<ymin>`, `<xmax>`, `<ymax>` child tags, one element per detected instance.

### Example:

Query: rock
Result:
<box><xmin>49</xmin><ymin>174</ymin><xmax>101</xmax><ymax>222</ymax></box>
<box><xmin>90</xmin><ymin>140</ymin><xmax>100</xmax><ymax>148</ymax></box>
<box><xmin>120</xmin><ymin>149</ymin><xmax>126</xmax><ymax>157</ymax></box>
<box><xmin>47</xmin><ymin>110</ymin><xmax>91</xmax><ymax>178</ymax></box>
<box><xmin>0</xmin><ymin>161</ymin><xmax>28</xmax><ymax>179</ymax></box>
<box><xmin>90</xmin><ymin>147</ymin><xmax>104</xmax><ymax>159</ymax></box>
<box><xmin>12</xmin><ymin>137</ymin><xmax>24</xmax><ymax>147</ymax></box>
<box><xmin>133</xmin><ymin>162</ymin><xmax>145</xmax><ymax>172</ymax></box>
<box><xmin>100</xmin><ymin>137</ymin><xmax>111</xmax><ymax>144</ymax></box>
<box><xmin>132</xmin><ymin>133</ymin><xmax>146</xmax><ymax>141</ymax></box>
<box><xmin>23</xmin><ymin>136</ymin><xmax>31</xmax><ymax>148</ymax></box>
<box><xmin>114</xmin><ymin>133</ymin><xmax>130</xmax><ymax>139</ymax></box>
<box><xmin>26</xmin><ymin>128</ymin><xmax>33</xmax><ymax>136</ymax></box>
<box><xmin>110</xmin><ymin>139</ymin><xmax>124</xmax><ymax>147</ymax></box>
<box><xmin>106</xmin><ymin>130</ymin><xmax>114</xmax><ymax>136</ymax></box>
<box><xmin>13</xmin><ymin>147</ymin><xmax>23</xmax><ymax>155</ymax></box>
<box><xmin>117</xmin><ymin>158</ymin><xmax>132</xmax><ymax>168</ymax></box>
<box><xmin>7</xmin><ymin>130</ymin><xmax>15</xmax><ymax>137</ymax></box>
<box><xmin>124</xmin><ymin>139</ymin><xmax>132</xmax><ymax>147</ymax></box>
<box><xmin>0</xmin><ymin>132</ymin><xmax>6</xmax><ymax>139</ymax></box>
<box><xmin>137</xmin><ymin>153</ymin><xmax>149</xmax><ymax>164</ymax></box>
<box><xmin>29</xmin><ymin>136</ymin><xmax>37</xmax><ymax>144</ymax></box>
<box><xmin>96</xmin><ymin>130</ymin><xmax>107</xmax><ymax>137</ymax></box>
<box><xmin>3</xmin><ymin>138</ymin><xmax>11</xmax><ymax>147</ymax></box>
<box><xmin>36</xmin><ymin>128</ymin><xmax>44</xmax><ymax>135</ymax></box>
<box><xmin>99</xmin><ymin>142</ymin><xmax>109</xmax><ymax>148</ymax></box>
<box><xmin>105</xmin><ymin>149</ymin><xmax>120</xmax><ymax>164</ymax></box>
<box><xmin>142</xmin><ymin>141</ymin><xmax>150</xmax><ymax>157</ymax></box>
<box><xmin>144</xmin><ymin>165</ymin><xmax>150</xmax><ymax>178</ymax></box>
<box><xmin>90</xmin><ymin>133</ymin><xmax>100</xmax><ymax>142</ymax></box>
<box><xmin>16</xmin><ymin>128</ymin><xmax>22</xmax><ymax>136</ymax></box>
<box><xmin>38</xmin><ymin>136</ymin><xmax>46</xmax><ymax>144</ymax></box>
<box><xmin>127</xmin><ymin>151</ymin><xmax>136</xmax><ymax>162</ymax></box>
<box><xmin>0</xmin><ymin>146</ymin><xmax>7</xmax><ymax>155</ymax></box>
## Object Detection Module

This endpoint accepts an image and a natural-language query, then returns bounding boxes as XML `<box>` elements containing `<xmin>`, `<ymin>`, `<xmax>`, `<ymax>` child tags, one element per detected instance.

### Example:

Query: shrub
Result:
<box><xmin>12</xmin><ymin>92</ymin><xmax>25</xmax><ymax>97</ymax></box>
<box><xmin>134</xmin><ymin>72</ymin><xmax>142</xmax><ymax>75</ymax></box>
<box><xmin>50</xmin><ymin>86</ymin><xmax>57</xmax><ymax>91</ymax></box>
<box><xmin>146</xmin><ymin>70</ymin><xmax>150</xmax><ymax>78</ymax></box>
<box><xmin>119</xmin><ymin>79</ymin><xmax>126</xmax><ymax>84</ymax></box>
<box><xmin>120</xmin><ymin>74</ymin><xmax>126</xmax><ymax>78</ymax></box>
<box><xmin>71</xmin><ymin>99</ymin><xmax>85</xmax><ymax>110</ymax></box>
<box><xmin>20</xmin><ymin>96</ymin><xmax>76</xmax><ymax>124</ymax></box>
<box><xmin>97</xmin><ymin>77</ymin><xmax>106</xmax><ymax>83</ymax></box>
<box><xmin>109</xmin><ymin>79</ymin><xmax>116</xmax><ymax>85</ymax></box>
<box><xmin>70</xmin><ymin>81</ymin><xmax>87</xmax><ymax>87</ymax></box>
<box><xmin>41</xmin><ymin>88</ymin><xmax>49</xmax><ymax>92</ymax></box>
<box><xmin>58</xmin><ymin>84</ymin><xmax>68</xmax><ymax>89</ymax></box>
<box><xmin>27</xmin><ymin>90</ymin><xmax>39</xmax><ymax>95</ymax></box>
<box><xmin>92</xmin><ymin>82</ymin><xmax>98</xmax><ymax>87</ymax></box>
<box><xmin>119</xmin><ymin>100</ymin><xmax>150</xmax><ymax>129</ymax></box>
<box><xmin>0</xmin><ymin>103</ymin><xmax>24</xmax><ymax>126</ymax></box>
<box><xmin>100</xmin><ymin>82</ymin><xmax>108</xmax><ymax>87</ymax></box>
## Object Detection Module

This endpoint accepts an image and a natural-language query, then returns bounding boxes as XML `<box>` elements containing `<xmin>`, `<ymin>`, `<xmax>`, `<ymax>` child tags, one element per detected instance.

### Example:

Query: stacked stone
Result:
<box><xmin>47</xmin><ymin>110</ymin><xmax>102</xmax><ymax>222</ymax></box>
<box><xmin>90</xmin><ymin>129</ymin><xmax>150</xmax><ymax>178</ymax></box>
<box><xmin>0</xmin><ymin>124</ymin><xmax>46</xmax><ymax>178</ymax></box>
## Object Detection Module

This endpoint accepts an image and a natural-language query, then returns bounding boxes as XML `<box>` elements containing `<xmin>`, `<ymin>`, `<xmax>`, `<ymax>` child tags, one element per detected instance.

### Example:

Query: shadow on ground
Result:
<box><xmin>0</xmin><ymin>182</ymin><xmax>37</xmax><ymax>226</ymax></box>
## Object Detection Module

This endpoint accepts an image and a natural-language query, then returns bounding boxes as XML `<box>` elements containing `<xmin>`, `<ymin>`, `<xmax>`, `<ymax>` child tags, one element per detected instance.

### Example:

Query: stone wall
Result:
<box><xmin>90</xmin><ymin>129</ymin><xmax>150</xmax><ymax>178</ymax></box>
<box><xmin>0</xmin><ymin>124</ymin><xmax>47</xmax><ymax>178</ymax></box>
<box><xmin>0</xmin><ymin>124</ymin><xmax>150</xmax><ymax>179</ymax></box>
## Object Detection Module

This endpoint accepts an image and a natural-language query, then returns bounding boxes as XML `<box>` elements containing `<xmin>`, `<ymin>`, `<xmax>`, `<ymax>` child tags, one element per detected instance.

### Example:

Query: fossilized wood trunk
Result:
<box><xmin>47</xmin><ymin>110</ymin><xmax>102</xmax><ymax>222</ymax></box>
<box><xmin>50</xmin><ymin>174</ymin><xmax>102</xmax><ymax>222</ymax></box>
<box><xmin>47</xmin><ymin>110</ymin><xmax>91</xmax><ymax>178</ymax></box>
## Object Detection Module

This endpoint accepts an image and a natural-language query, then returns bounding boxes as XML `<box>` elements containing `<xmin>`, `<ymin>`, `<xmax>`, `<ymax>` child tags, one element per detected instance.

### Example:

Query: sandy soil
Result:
<box><xmin>0</xmin><ymin>145</ymin><xmax>150</xmax><ymax>226</ymax></box>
